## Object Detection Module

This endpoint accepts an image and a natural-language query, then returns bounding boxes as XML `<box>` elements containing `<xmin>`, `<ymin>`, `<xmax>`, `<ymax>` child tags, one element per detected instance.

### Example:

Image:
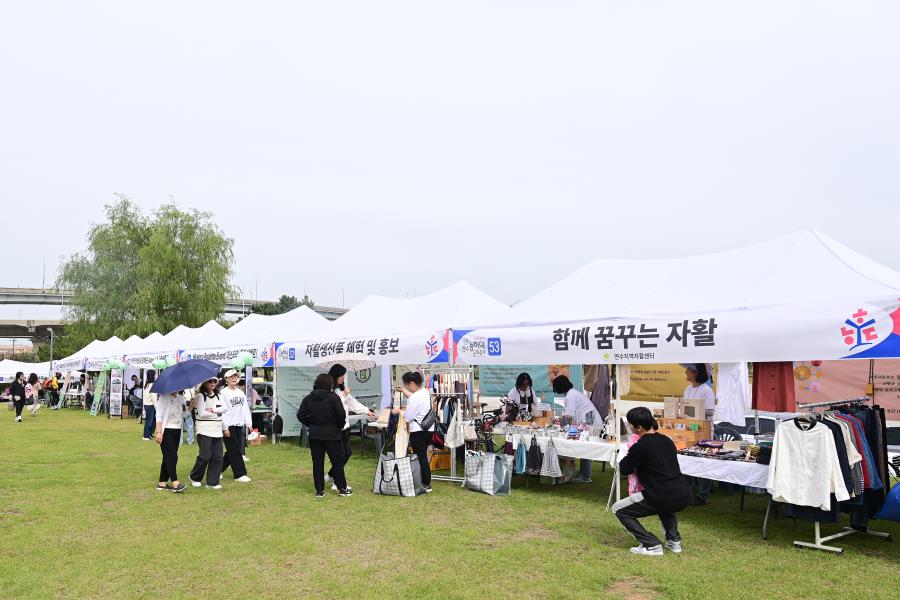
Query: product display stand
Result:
<box><xmin>424</xmin><ymin>365</ymin><xmax>474</xmax><ymax>485</ymax></box>
<box><xmin>790</xmin><ymin>395</ymin><xmax>893</xmax><ymax>553</ymax></box>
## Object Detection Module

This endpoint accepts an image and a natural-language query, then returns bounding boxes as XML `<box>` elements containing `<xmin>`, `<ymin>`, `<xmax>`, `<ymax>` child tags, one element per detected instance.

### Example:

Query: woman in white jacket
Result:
<box><xmin>326</xmin><ymin>364</ymin><xmax>375</xmax><ymax>491</ymax></box>
<box><xmin>155</xmin><ymin>391</ymin><xmax>187</xmax><ymax>493</ymax></box>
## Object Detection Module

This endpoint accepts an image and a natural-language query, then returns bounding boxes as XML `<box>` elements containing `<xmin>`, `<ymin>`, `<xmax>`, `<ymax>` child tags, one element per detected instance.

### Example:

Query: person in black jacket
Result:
<box><xmin>297</xmin><ymin>374</ymin><xmax>351</xmax><ymax>499</ymax></box>
<box><xmin>613</xmin><ymin>407</ymin><xmax>691</xmax><ymax>556</ymax></box>
<box><xmin>10</xmin><ymin>372</ymin><xmax>26</xmax><ymax>422</ymax></box>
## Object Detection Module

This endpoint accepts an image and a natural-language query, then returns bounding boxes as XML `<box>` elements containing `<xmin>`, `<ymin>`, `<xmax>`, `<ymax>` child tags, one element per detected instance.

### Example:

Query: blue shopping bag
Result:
<box><xmin>875</xmin><ymin>482</ymin><xmax>900</xmax><ymax>522</ymax></box>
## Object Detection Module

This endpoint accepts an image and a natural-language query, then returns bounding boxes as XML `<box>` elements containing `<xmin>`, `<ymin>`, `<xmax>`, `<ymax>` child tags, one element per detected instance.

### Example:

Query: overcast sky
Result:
<box><xmin>2</xmin><ymin>1</ymin><xmax>898</xmax><ymax>323</ymax></box>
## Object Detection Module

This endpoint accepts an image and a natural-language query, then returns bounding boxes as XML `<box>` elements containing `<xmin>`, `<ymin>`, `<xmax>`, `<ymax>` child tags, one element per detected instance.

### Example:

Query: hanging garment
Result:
<box><xmin>394</xmin><ymin>417</ymin><xmax>410</xmax><ymax>457</ymax></box>
<box><xmin>752</xmin><ymin>362</ymin><xmax>796</xmax><ymax>412</ymax></box>
<box><xmin>616</xmin><ymin>365</ymin><xmax>631</xmax><ymax>398</ymax></box>
<box><xmin>444</xmin><ymin>401</ymin><xmax>464</xmax><ymax>449</ymax></box>
<box><xmin>514</xmin><ymin>436</ymin><xmax>527</xmax><ymax>474</ymax></box>
<box><xmin>540</xmin><ymin>439</ymin><xmax>562</xmax><ymax>478</ymax></box>
<box><xmin>590</xmin><ymin>365</ymin><xmax>611</xmax><ymax>421</ymax></box>
<box><xmin>767</xmin><ymin>419</ymin><xmax>850</xmax><ymax>510</ymax></box>
<box><xmin>715</xmin><ymin>362</ymin><xmax>750</xmax><ymax>426</ymax></box>
<box><xmin>526</xmin><ymin>436</ymin><xmax>543</xmax><ymax>476</ymax></box>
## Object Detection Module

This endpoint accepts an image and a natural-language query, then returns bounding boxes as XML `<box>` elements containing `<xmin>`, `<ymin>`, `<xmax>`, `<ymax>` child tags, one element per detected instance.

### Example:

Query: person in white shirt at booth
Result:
<box><xmin>681</xmin><ymin>363</ymin><xmax>716</xmax><ymax>503</ymax></box>
<box><xmin>552</xmin><ymin>375</ymin><xmax>596</xmax><ymax>484</ymax></box>
<box><xmin>326</xmin><ymin>364</ymin><xmax>376</xmax><ymax>492</ymax></box>
<box><xmin>393</xmin><ymin>371</ymin><xmax>434</xmax><ymax>493</ymax></box>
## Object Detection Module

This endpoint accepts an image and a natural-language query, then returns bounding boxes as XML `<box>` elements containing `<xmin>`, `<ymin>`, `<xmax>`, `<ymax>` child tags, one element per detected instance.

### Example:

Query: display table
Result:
<box><xmin>677</xmin><ymin>455</ymin><xmax>769</xmax><ymax>489</ymax></box>
<box><xmin>512</xmin><ymin>434</ymin><xmax>623</xmax><ymax>465</ymax></box>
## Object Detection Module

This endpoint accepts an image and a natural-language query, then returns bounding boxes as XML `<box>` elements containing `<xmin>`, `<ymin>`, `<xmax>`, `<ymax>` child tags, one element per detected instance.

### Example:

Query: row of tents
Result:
<box><xmin>12</xmin><ymin>229</ymin><xmax>900</xmax><ymax>378</ymax></box>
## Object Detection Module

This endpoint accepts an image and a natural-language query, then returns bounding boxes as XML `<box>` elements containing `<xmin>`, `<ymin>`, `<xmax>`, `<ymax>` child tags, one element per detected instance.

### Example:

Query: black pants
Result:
<box><xmin>222</xmin><ymin>426</ymin><xmax>248</xmax><ymax>479</ymax></box>
<box><xmin>328</xmin><ymin>429</ymin><xmax>353</xmax><ymax>478</ymax></box>
<box><xmin>158</xmin><ymin>428</ymin><xmax>181</xmax><ymax>483</ymax></box>
<box><xmin>13</xmin><ymin>400</ymin><xmax>24</xmax><ymax>417</ymax></box>
<box><xmin>190</xmin><ymin>434</ymin><xmax>224</xmax><ymax>486</ymax></box>
<box><xmin>409</xmin><ymin>430</ymin><xmax>432</xmax><ymax>487</ymax></box>
<box><xmin>612</xmin><ymin>492</ymin><xmax>681</xmax><ymax>548</ymax></box>
<box><xmin>309</xmin><ymin>438</ymin><xmax>346</xmax><ymax>493</ymax></box>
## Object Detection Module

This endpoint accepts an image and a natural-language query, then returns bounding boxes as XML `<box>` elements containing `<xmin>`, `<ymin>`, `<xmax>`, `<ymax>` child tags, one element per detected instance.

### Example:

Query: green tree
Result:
<box><xmin>251</xmin><ymin>293</ymin><xmax>315</xmax><ymax>316</ymax></box>
<box><xmin>52</xmin><ymin>196</ymin><xmax>234</xmax><ymax>354</ymax></box>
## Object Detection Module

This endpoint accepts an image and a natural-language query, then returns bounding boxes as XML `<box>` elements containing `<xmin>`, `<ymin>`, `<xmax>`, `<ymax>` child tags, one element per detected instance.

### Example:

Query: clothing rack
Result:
<box><xmin>422</xmin><ymin>365</ymin><xmax>474</xmax><ymax>485</ymax></box>
<box><xmin>784</xmin><ymin>396</ymin><xmax>893</xmax><ymax>553</ymax></box>
<box><xmin>795</xmin><ymin>396</ymin><xmax>870</xmax><ymax>410</ymax></box>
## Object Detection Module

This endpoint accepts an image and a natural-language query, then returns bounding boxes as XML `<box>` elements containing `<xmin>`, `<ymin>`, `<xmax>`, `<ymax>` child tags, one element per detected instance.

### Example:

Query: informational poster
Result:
<box><xmin>478</xmin><ymin>364</ymin><xmax>584</xmax><ymax>402</ymax></box>
<box><xmin>794</xmin><ymin>359</ymin><xmax>900</xmax><ymax>423</ymax></box>
<box><xmin>275</xmin><ymin>366</ymin><xmax>384</xmax><ymax>437</ymax></box>
<box><xmin>621</xmin><ymin>365</ymin><xmax>688</xmax><ymax>402</ymax></box>
<box><xmin>90</xmin><ymin>371</ymin><xmax>107</xmax><ymax>416</ymax></box>
<box><xmin>109</xmin><ymin>370</ymin><xmax>123</xmax><ymax>417</ymax></box>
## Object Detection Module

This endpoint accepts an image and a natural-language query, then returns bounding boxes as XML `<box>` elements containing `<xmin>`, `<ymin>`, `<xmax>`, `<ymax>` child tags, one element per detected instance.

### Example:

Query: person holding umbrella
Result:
<box><xmin>189</xmin><ymin>377</ymin><xmax>229</xmax><ymax>489</ymax></box>
<box><xmin>326</xmin><ymin>364</ymin><xmax>376</xmax><ymax>491</ymax></box>
<box><xmin>155</xmin><ymin>390</ymin><xmax>187</xmax><ymax>493</ymax></box>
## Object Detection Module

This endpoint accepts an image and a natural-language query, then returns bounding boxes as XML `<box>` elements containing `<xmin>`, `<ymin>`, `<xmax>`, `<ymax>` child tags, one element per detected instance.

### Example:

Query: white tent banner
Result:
<box><xmin>53</xmin><ymin>356</ymin><xmax>86</xmax><ymax>373</ymax></box>
<box><xmin>124</xmin><ymin>351</ymin><xmax>176</xmax><ymax>369</ymax></box>
<box><xmin>178</xmin><ymin>343</ymin><xmax>276</xmax><ymax>367</ymax></box>
<box><xmin>455</xmin><ymin>296</ymin><xmax>900</xmax><ymax>365</ymax></box>
<box><xmin>277</xmin><ymin>330</ymin><xmax>451</xmax><ymax>367</ymax></box>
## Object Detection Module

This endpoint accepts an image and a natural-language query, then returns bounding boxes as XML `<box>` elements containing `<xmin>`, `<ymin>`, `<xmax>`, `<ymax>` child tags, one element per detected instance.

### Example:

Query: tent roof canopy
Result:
<box><xmin>476</xmin><ymin>229</ymin><xmax>900</xmax><ymax>328</ymax></box>
<box><xmin>326</xmin><ymin>281</ymin><xmax>509</xmax><ymax>339</ymax></box>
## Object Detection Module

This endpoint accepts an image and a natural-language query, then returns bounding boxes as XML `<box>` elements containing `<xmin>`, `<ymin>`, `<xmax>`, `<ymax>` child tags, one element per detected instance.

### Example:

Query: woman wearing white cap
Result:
<box><xmin>220</xmin><ymin>369</ymin><xmax>252</xmax><ymax>483</ymax></box>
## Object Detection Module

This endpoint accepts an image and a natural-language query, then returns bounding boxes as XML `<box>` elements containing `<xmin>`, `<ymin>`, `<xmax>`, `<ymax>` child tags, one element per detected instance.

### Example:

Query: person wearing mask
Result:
<box><xmin>298</xmin><ymin>374</ymin><xmax>351</xmax><ymax>499</ymax></box>
<box><xmin>613</xmin><ymin>407</ymin><xmax>691</xmax><ymax>556</ymax></box>
<box><xmin>25</xmin><ymin>373</ymin><xmax>40</xmax><ymax>417</ymax></box>
<box><xmin>681</xmin><ymin>363</ymin><xmax>716</xmax><ymax>503</ymax></box>
<box><xmin>508</xmin><ymin>372</ymin><xmax>536</xmax><ymax>414</ymax></box>
<box><xmin>552</xmin><ymin>375</ymin><xmax>596</xmax><ymax>483</ymax></box>
<box><xmin>142</xmin><ymin>371</ymin><xmax>157</xmax><ymax>441</ymax></box>
<box><xmin>155</xmin><ymin>391</ymin><xmax>187</xmax><ymax>493</ymax></box>
<box><xmin>326</xmin><ymin>364</ymin><xmax>376</xmax><ymax>492</ymax></box>
<box><xmin>220</xmin><ymin>369</ymin><xmax>252</xmax><ymax>483</ymax></box>
<box><xmin>394</xmin><ymin>371</ymin><xmax>434</xmax><ymax>494</ymax></box>
<box><xmin>189</xmin><ymin>377</ymin><xmax>228</xmax><ymax>489</ymax></box>
<box><xmin>10</xmin><ymin>372</ymin><xmax>26</xmax><ymax>422</ymax></box>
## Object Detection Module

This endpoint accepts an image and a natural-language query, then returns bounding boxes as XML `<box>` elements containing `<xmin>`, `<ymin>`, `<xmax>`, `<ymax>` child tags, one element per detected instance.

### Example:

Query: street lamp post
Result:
<box><xmin>47</xmin><ymin>327</ymin><xmax>54</xmax><ymax>377</ymax></box>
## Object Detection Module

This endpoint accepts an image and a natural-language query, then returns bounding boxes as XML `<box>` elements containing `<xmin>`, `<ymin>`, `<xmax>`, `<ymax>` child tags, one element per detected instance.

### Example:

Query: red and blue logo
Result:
<box><xmin>841</xmin><ymin>301</ymin><xmax>900</xmax><ymax>359</ymax></box>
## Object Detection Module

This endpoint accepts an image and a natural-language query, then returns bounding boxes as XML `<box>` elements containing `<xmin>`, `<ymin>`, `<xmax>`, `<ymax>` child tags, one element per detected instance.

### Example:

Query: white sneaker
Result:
<box><xmin>142</xmin><ymin>437</ymin><xmax>151</xmax><ymax>441</ymax></box>
<box><xmin>207</xmin><ymin>484</ymin><xmax>223</xmax><ymax>490</ymax></box>
<box><xmin>664</xmin><ymin>540</ymin><xmax>682</xmax><ymax>553</ymax></box>
<box><xmin>629</xmin><ymin>545</ymin><xmax>664</xmax><ymax>556</ymax></box>
<box><xmin>190</xmin><ymin>480</ymin><xmax>202</xmax><ymax>488</ymax></box>
<box><xmin>242</xmin><ymin>455</ymin><xmax>249</xmax><ymax>462</ymax></box>
<box><xmin>15</xmin><ymin>416</ymin><xmax>22</xmax><ymax>422</ymax></box>
<box><xmin>236</xmin><ymin>476</ymin><xmax>252</xmax><ymax>483</ymax></box>
<box><xmin>331</xmin><ymin>483</ymin><xmax>352</xmax><ymax>492</ymax></box>
<box><xmin>324</xmin><ymin>474</ymin><xmax>332</xmax><ymax>483</ymax></box>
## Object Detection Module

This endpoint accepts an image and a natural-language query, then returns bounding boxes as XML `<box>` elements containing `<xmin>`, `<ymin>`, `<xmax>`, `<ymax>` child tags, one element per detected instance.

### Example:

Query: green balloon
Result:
<box><xmin>152</xmin><ymin>360</ymin><xmax>164</xmax><ymax>370</ymax></box>
<box><xmin>230</xmin><ymin>357</ymin><xmax>244</xmax><ymax>370</ymax></box>
<box><xmin>165</xmin><ymin>356</ymin><xmax>177</xmax><ymax>368</ymax></box>
<box><xmin>242</xmin><ymin>355</ymin><xmax>254</xmax><ymax>367</ymax></box>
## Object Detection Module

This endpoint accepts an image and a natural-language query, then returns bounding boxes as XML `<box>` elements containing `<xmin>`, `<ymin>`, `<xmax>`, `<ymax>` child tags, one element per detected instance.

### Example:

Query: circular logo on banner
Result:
<box><xmin>356</xmin><ymin>369</ymin><xmax>371</xmax><ymax>383</ymax></box>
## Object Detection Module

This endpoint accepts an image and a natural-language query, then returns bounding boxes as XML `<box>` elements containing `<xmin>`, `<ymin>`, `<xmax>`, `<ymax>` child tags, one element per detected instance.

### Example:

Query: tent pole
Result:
<box><xmin>272</xmin><ymin>366</ymin><xmax>278</xmax><ymax>445</ymax></box>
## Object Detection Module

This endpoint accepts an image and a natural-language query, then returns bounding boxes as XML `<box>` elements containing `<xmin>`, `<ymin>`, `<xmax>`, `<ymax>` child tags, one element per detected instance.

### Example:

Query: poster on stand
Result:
<box><xmin>109</xmin><ymin>370</ymin><xmax>123</xmax><ymax>417</ymax></box>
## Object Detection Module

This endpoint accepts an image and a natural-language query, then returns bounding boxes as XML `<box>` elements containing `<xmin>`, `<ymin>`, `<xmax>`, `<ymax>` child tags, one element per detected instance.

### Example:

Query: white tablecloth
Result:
<box><xmin>677</xmin><ymin>455</ymin><xmax>769</xmax><ymax>489</ymax></box>
<box><xmin>513</xmin><ymin>434</ymin><xmax>622</xmax><ymax>464</ymax></box>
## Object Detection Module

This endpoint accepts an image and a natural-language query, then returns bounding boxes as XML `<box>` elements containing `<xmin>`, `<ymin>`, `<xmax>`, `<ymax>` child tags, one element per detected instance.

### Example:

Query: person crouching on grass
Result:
<box><xmin>220</xmin><ymin>369</ymin><xmax>252</xmax><ymax>483</ymax></box>
<box><xmin>189</xmin><ymin>378</ymin><xmax>228</xmax><ymax>490</ymax></box>
<box><xmin>612</xmin><ymin>407</ymin><xmax>691</xmax><ymax>556</ymax></box>
<box><xmin>155</xmin><ymin>391</ymin><xmax>187</xmax><ymax>493</ymax></box>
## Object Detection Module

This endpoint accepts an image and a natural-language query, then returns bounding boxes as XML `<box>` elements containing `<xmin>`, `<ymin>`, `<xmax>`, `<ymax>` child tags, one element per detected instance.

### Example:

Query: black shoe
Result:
<box><xmin>338</xmin><ymin>488</ymin><xmax>353</xmax><ymax>497</ymax></box>
<box><xmin>315</xmin><ymin>492</ymin><xmax>325</xmax><ymax>500</ymax></box>
<box><xmin>424</xmin><ymin>486</ymin><xmax>433</xmax><ymax>494</ymax></box>
<box><xmin>172</xmin><ymin>484</ymin><xmax>187</xmax><ymax>493</ymax></box>
<box><xmin>156</xmin><ymin>484</ymin><xmax>173</xmax><ymax>491</ymax></box>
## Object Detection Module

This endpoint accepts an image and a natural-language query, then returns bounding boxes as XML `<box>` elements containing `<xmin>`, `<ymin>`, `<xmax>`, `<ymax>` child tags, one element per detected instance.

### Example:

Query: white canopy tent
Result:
<box><xmin>0</xmin><ymin>359</ymin><xmax>53</xmax><ymax>381</ymax></box>
<box><xmin>183</xmin><ymin>306</ymin><xmax>331</xmax><ymax>367</ymax></box>
<box><xmin>453</xmin><ymin>230</ymin><xmax>900</xmax><ymax>365</ymax></box>
<box><xmin>53</xmin><ymin>336</ymin><xmax>124</xmax><ymax>372</ymax></box>
<box><xmin>278</xmin><ymin>281</ymin><xmax>510</xmax><ymax>367</ymax></box>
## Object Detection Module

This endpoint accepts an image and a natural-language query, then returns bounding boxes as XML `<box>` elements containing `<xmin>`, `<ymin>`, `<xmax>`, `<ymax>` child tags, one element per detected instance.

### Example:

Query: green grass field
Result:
<box><xmin>1</xmin><ymin>409</ymin><xmax>898</xmax><ymax>600</ymax></box>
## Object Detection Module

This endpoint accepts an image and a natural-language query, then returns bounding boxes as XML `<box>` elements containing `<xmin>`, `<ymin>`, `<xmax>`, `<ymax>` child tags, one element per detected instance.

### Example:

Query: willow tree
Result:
<box><xmin>54</xmin><ymin>196</ymin><xmax>234</xmax><ymax>352</ymax></box>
